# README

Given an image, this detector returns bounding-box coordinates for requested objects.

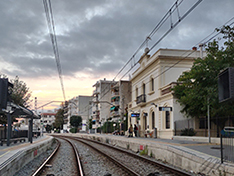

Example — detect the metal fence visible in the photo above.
[221,127,234,163]
[0,129,28,140]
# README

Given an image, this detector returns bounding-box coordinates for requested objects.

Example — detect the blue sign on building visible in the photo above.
[131,113,140,117]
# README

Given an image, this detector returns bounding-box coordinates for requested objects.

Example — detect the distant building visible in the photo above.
[41,112,56,126]
[110,80,131,123]
[92,78,118,130]
[63,95,92,132]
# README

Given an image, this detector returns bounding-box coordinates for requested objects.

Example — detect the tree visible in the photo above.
[10,76,32,108]
[54,108,64,129]
[88,118,92,130]
[45,124,52,133]
[70,115,82,129]
[173,25,234,120]
[0,75,32,124]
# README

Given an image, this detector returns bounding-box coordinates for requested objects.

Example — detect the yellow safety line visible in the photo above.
[0,150,10,158]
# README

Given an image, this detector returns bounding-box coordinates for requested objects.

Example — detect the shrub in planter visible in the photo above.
[70,127,77,133]
[180,128,196,136]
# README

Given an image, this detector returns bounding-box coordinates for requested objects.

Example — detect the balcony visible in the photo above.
[111,92,119,96]
[111,111,120,117]
[92,90,100,96]
[93,110,100,115]
[136,94,146,105]
[93,115,100,120]
[112,101,119,106]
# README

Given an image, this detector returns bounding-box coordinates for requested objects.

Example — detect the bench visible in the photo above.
[0,138,26,146]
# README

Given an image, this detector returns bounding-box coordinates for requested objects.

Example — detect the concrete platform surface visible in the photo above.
[0,135,53,176]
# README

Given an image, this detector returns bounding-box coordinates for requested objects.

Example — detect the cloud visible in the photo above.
[0,0,234,102]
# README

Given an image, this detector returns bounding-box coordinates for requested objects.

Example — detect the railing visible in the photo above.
[0,130,28,140]
[93,90,100,95]
[221,127,234,163]
[136,94,146,104]
[111,92,119,96]
[94,115,100,120]
[111,111,120,116]
[112,101,120,106]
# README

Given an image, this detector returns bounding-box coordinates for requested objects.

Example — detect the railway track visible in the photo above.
[62,136,193,176]
[32,138,84,176]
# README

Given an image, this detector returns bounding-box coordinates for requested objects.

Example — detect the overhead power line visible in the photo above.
[113,0,185,81]
[129,17,234,95]
[43,0,66,101]
[119,0,203,80]
[96,0,203,103]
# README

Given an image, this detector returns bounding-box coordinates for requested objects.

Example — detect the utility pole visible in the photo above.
[200,43,211,143]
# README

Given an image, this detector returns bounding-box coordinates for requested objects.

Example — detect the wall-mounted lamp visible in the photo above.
[151,103,157,107]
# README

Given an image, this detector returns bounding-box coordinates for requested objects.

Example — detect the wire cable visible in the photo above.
[43,0,66,101]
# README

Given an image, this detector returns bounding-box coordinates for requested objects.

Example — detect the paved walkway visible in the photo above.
[0,135,49,164]
[96,134,222,159]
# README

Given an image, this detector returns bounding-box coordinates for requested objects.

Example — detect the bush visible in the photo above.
[180,128,196,136]
[70,128,77,133]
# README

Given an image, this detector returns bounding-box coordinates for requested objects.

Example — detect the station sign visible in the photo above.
[159,107,172,111]
[131,113,140,117]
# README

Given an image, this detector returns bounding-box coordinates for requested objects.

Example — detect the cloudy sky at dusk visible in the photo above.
[0,0,234,110]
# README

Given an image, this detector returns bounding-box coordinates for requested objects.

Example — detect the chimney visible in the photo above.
[199,44,204,59]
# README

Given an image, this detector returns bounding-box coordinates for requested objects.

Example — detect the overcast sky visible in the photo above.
[0,0,234,109]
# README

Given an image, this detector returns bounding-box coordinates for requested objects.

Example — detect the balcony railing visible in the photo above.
[136,94,146,104]
[111,92,119,96]
[112,101,119,106]
[111,111,120,116]
[93,90,100,95]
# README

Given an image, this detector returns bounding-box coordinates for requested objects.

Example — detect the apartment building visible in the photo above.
[128,48,202,139]
[92,78,118,130]
[110,80,131,122]
[41,112,56,128]
[63,95,92,132]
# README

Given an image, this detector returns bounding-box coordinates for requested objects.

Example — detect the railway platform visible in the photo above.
[1,133,234,176]
[0,135,53,176]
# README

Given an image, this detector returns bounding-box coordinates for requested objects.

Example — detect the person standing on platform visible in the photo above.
[128,124,133,137]
[134,124,138,137]
[136,121,140,137]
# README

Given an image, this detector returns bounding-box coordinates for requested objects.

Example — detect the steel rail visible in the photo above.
[65,136,192,176]
[57,137,84,176]
[66,136,140,176]
[31,139,60,176]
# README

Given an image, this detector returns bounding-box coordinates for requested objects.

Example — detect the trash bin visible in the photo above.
[153,128,157,138]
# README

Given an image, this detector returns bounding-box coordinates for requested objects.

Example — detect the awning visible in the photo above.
[110,106,115,110]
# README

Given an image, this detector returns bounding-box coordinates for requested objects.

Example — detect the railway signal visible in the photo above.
[0,78,13,110]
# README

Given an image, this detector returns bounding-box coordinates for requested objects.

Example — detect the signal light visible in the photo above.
[0,78,13,110]
[218,67,234,103]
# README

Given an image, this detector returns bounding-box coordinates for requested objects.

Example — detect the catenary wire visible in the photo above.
[96,0,203,103]
[43,0,66,101]
[85,17,234,116]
